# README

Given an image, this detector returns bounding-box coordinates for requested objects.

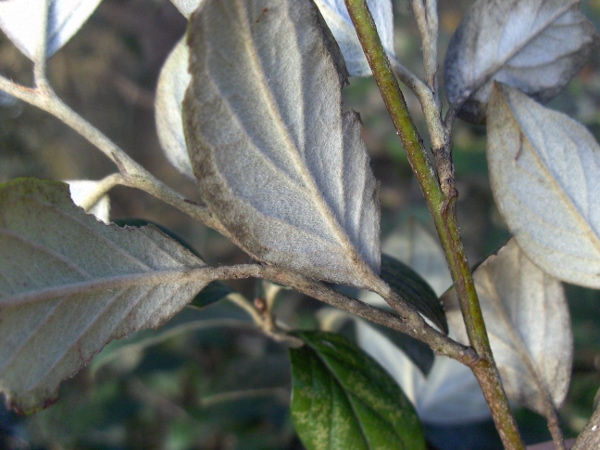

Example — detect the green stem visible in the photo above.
[343,1,524,449]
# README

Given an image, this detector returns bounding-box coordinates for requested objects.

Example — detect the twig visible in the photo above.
[181,263,473,361]
[389,57,446,152]
[32,0,50,92]
[249,266,476,365]
[0,75,227,236]
[572,402,600,450]
[200,387,289,408]
[409,0,439,103]
[78,173,125,212]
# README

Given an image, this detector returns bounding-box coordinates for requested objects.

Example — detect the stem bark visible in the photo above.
[343,1,524,448]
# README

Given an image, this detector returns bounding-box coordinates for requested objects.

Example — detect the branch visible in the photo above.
[343,1,524,448]
[78,173,125,212]
[0,75,228,236]
[572,402,600,450]
[409,0,439,103]
[32,0,50,91]
[250,266,477,364]
[389,57,446,152]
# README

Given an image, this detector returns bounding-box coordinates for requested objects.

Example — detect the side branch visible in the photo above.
[230,265,477,364]
[0,76,226,236]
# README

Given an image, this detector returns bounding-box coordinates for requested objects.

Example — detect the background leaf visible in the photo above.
[380,253,447,333]
[381,218,453,297]
[184,0,380,288]
[314,0,394,77]
[488,83,600,288]
[155,39,194,179]
[317,307,434,376]
[444,0,597,124]
[290,330,426,450]
[442,239,573,416]
[354,318,490,425]
[0,179,211,414]
[66,179,111,223]
[170,0,204,18]
[0,0,103,60]
[350,218,489,424]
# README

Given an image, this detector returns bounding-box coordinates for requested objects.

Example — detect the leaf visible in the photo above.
[66,179,111,223]
[170,0,204,18]
[0,178,212,414]
[189,281,234,309]
[0,0,103,60]
[184,0,380,288]
[155,39,194,179]
[441,239,572,416]
[313,0,394,77]
[444,0,598,124]
[354,319,490,425]
[114,219,233,308]
[383,218,452,297]
[487,83,600,288]
[290,331,426,450]
[381,253,447,333]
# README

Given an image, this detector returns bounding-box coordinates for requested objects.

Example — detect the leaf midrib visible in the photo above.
[0,266,209,308]
[230,0,359,257]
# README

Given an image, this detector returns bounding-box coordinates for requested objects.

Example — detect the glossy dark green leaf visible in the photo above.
[189,282,233,309]
[290,331,425,450]
[381,254,447,333]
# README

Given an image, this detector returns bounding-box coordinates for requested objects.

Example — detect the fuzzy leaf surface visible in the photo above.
[442,239,572,415]
[0,0,103,60]
[290,331,425,450]
[444,0,597,123]
[314,0,394,77]
[184,0,380,287]
[155,38,194,179]
[0,179,211,414]
[488,83,600,288]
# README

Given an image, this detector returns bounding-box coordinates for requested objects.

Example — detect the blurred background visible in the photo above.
[1,0,599,448]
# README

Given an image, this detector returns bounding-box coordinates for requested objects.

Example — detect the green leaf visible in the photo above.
[0,178,212,414]
[381,254,447,334]
[189,281,233,309]
[290,331,425,450]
